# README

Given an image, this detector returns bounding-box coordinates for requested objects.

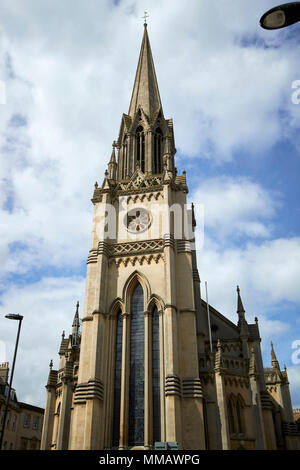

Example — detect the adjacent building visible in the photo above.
[41,24,300,450]
[0,362,44,450]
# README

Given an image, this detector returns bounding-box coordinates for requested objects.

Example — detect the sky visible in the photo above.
[0,0,299,411]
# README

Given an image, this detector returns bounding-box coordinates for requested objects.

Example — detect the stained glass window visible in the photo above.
[228,398,235,434]
[236,399,243,433]
[154,128,163,174]
[136,126,145,173]
[152,306,161,443]
[128,284,144,446]
[112,310,123,447]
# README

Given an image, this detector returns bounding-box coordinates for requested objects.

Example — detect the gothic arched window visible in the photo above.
[128,284,144,446]
[236,395,244,434]
[228,397,235,434]
[154,128,163,174]
[152,306,160,443]
[112,309,123,448]
[228,394,245,436]
[136,126,145,173]
[53,402,61,447]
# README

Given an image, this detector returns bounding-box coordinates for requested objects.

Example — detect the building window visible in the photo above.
[32,416,39,430]
[154,128,163,173]
[128,283,144,447]
[9,443,13,450]
[122,136,128,179]
[236,400,243,434]
[12,414,17,431]
[6,411,10,429]
[227,394,245,436]
[136,126,145,172]
[228,397,235,434]
[152,306,161,443]
[0,410,4,428]
[21,438,27,450]
[23,413,31,428]
[112,309,123,448]
[30,440,37,450]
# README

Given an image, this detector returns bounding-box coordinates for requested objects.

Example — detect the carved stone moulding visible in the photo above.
[87,239,165,264]
[114,253,164,268]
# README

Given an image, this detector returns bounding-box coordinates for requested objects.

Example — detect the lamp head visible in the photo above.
[5,314,23,321]
[260,2,300,30]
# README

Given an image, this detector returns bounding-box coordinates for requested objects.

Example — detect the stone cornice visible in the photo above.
[82,315,93,322]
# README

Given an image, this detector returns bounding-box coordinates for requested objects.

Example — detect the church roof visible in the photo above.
[128,24,162,119]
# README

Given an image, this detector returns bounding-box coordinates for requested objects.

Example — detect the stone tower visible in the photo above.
[67,23,205,450]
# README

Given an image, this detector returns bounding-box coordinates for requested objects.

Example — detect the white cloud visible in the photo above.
[0,276,85,407]
[197,236,300,319]
[193,176,279,240]
[286,366,300,408]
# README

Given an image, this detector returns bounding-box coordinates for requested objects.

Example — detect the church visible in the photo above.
[40,24,300,451]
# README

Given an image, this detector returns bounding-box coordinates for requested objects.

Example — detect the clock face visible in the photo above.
[125,207,151,233]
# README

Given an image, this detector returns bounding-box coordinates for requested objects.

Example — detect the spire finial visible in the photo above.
[236,285,249,336]
[49,359,53,370]
[73,301,80,327]
[142,10,149,25]
[128,15,162,118]
[237,285,245,314]
[271,340,280,370]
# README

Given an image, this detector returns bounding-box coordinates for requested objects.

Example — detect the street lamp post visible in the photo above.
[0,314,23,450]
[260,2,300,30]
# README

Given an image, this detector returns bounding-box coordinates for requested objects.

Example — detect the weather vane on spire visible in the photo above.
[142,10,149,25]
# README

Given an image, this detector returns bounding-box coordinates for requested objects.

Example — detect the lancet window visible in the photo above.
[152,305,161,442]
[136,126,145,172]
[112,309,123,448]
[153,127,163,174]
[122,136,128,179]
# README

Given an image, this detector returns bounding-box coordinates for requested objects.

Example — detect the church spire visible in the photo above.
[271,341,280,370]
[128,24,162,118]
[108,141,117,180]
[72,301,80,347]
[237,285,245,317]
[114,24,175,180]
[236,285,249,337]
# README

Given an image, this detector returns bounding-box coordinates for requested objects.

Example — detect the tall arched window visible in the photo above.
[228,397,235,434]
[53,402,61,447]
[154,128,163,174]
[128,284,144,446]
[112,309,123,448]
[136,126,145,173]
[152,306,160,443]
[227,394,245,436]
[236,396,244,434]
